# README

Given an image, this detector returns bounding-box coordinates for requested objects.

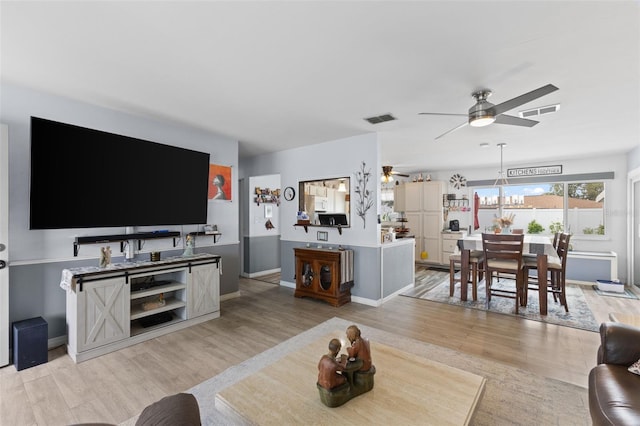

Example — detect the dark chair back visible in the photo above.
[555,232,571,271]
[481,232,525,272]
[481,232,525,313]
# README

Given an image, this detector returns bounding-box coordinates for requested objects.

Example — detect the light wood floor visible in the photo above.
[1,277,639,425]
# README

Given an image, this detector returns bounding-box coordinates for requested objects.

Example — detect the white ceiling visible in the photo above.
[2,1,639,174]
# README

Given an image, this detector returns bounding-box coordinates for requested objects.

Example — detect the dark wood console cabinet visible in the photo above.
[294,248,354,307]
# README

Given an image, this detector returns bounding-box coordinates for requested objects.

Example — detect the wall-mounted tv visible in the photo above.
[29,117,210,229]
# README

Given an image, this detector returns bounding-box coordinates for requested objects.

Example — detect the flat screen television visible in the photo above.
[29,116,211,229]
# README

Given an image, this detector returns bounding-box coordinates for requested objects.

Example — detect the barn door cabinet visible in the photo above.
[294,248,354,307]
[64,253,221,363]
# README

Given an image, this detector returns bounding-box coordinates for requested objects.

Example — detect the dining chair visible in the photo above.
[481,233,525,314]
[449,251,484,301]
[523,232,571,312]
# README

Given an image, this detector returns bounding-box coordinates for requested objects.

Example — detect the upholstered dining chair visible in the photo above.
[523,232,571,312]
[449,251,484,301]
[481,233,525,314]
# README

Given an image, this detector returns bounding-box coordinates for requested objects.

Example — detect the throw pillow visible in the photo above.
[628,358,640,376]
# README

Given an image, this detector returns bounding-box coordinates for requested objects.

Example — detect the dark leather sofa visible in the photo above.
[589,322,640,425]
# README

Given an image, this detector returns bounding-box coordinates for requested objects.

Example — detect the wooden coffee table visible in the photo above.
[216,332,485,425]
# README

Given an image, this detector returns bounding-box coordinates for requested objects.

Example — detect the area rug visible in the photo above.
[592,285,639,300]
[402,276,600,333]
[176,317,588,425]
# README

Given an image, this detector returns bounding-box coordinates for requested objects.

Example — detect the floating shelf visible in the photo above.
[294,224,344,235]
[73,231,181,256]
[188,231,222,244]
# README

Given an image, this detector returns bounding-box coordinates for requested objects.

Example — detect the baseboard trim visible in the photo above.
[245,268,281,278]
[48,335,67,350]
[220,291,241,301]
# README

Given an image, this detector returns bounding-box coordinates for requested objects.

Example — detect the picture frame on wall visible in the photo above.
[208,164,232,201]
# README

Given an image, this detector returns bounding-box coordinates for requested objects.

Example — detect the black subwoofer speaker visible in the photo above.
[13,317,48,371]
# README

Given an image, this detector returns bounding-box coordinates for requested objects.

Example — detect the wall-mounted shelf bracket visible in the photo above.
[188,231,222,244]
[73,231,181,256]
[293,224,343,235]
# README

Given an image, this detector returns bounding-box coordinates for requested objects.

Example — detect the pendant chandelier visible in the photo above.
[494,143,509,187]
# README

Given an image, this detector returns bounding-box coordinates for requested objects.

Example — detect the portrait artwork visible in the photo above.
[208,164,232,201]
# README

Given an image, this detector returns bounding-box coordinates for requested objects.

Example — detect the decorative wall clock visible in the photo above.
[283,186,296,201]
[450,173,467,189]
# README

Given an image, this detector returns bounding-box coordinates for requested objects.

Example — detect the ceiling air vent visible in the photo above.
[518,104,560,119]
[364,113,396,124]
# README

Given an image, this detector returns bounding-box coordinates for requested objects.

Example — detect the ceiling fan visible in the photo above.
[381,166,409,183]
[419,84,559,140]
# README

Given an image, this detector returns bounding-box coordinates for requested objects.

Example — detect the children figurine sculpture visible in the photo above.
[316,324,376,407]
[99,246,112,268]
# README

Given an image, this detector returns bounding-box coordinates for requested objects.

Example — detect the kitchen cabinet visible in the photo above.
[394,181,446,264]
[442,231,467,263]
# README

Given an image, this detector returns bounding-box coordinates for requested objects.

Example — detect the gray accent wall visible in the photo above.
[243,235,281,274]
[280,240,383,301]
[382,242,415,298]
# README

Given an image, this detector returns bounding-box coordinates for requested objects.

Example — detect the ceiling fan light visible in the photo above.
[469,116,496,127]
[381,175,393,183]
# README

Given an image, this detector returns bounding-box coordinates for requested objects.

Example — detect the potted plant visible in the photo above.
[527,219,545,234]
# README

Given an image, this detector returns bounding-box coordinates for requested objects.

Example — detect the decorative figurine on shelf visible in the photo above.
[182,234,194,257]
[99,246,112,268]
[316,325,376,407]
[142,292,166,311]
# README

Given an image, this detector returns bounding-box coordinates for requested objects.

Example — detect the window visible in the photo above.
[473,181,606,237]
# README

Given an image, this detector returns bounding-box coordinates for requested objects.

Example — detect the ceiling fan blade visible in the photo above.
[435,121,468,140]
[391,172,410,177]
[419,112,468,117]
[494,114,539,127]
[490,84,559,116]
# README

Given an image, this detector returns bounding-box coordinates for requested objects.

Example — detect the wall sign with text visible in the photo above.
[507,165,562,177]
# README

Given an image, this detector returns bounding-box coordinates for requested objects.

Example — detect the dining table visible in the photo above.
[457,234,560,315]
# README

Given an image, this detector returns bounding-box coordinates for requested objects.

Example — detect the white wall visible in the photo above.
[1,83,239,263]
[248,174,281,237]
[243,133,381,247]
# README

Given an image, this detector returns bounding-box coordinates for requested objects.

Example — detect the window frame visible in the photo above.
[467,172,612,240]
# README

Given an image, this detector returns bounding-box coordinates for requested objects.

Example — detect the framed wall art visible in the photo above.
[208,164,232,201]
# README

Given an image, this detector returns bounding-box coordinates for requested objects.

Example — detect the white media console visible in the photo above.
[61,253,221,363]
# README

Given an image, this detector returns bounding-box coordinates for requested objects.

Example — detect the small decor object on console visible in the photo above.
[182,234,194,257]
[142,293,166,311]
[99,246,112,268]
